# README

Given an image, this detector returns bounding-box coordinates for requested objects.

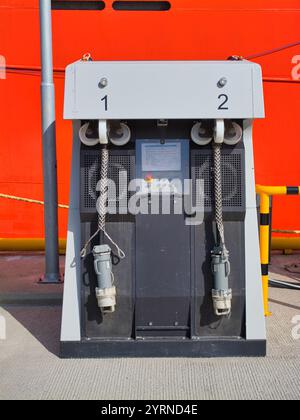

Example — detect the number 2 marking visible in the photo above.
[218,94,229,110]
[101,95,108,111]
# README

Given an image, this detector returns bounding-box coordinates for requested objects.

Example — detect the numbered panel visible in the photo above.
[64,61,264,120]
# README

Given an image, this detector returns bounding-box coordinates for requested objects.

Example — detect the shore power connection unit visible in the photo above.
[61,60,266,358]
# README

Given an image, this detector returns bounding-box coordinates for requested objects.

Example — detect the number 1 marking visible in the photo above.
[101,95,108,111]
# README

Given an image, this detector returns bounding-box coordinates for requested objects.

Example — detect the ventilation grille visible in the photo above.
[192,150,244,210]
[81,150,134,213]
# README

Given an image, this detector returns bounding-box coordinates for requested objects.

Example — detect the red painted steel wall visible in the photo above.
[1,0,300,238]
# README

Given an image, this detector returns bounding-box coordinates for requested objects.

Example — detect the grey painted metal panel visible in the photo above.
[60,122,82,342]
[64,61,265,120]
[243,120,266,341]
[135,139,191,333]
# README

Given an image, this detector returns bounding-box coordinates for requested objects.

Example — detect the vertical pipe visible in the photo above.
[39,0,61,283]
[259,193,271,316]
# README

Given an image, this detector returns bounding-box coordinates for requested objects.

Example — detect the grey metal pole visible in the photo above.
[39,0,61,283]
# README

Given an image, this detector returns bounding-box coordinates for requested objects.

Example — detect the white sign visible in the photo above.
[142,143,181,172]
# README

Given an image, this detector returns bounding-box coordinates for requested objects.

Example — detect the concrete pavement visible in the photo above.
[0,253,299,400]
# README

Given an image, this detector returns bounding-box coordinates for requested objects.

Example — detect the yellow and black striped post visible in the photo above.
[259,192,271,316]
[256,185,300,316]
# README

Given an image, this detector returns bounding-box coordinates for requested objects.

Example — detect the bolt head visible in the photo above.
[218,77,227,88]
[99,78,108,88]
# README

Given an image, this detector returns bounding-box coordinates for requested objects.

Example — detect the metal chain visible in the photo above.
[213,143,229,258]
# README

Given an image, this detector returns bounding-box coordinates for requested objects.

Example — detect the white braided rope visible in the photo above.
[81,145,125,260]
[213,143,229,259]
[98,147,109,231]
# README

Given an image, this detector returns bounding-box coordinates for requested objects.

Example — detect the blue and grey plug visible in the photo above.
[211,248,232,316]
[93,244,116,313]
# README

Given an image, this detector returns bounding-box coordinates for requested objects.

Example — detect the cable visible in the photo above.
[213,142,229,260]
[211,140,232,317]
[98,145,109,233]
[0,193,68,209]
[273,229,300,235]
[263,77,300,84]
[228,40,300,84]
[5,65,65,78]
[6,65,65,73]
[80,144,125,260]
[245,40,300,60]
[269,278,300,290]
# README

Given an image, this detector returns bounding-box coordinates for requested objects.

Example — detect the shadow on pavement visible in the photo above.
[3,304,62,357]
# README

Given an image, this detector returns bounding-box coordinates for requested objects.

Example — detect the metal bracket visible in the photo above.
[39,273,64,284]
[157,119,168,127]
[214,119,225,144]
[98,120,109,144]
